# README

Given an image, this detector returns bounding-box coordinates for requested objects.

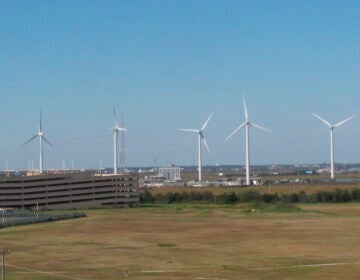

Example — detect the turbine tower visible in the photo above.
[112,107,126,175]
[225,97,272,186]
[180,113,213,182]
[23,111,53,174]
[312,113,355,180]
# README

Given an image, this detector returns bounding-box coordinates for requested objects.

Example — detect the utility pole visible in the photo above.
[0,250,10,280]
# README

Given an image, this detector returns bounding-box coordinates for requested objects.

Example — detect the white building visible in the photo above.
[158,167,181,181]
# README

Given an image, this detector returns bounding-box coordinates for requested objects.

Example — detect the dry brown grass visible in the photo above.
[148,183,360,196]
[0,203,360,279]
[181,171,360,181]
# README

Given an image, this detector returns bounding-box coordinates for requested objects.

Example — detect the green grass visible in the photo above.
[242,201,302,213]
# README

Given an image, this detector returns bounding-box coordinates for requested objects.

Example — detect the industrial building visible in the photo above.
[158,167,181,181]
[0,173,138,210]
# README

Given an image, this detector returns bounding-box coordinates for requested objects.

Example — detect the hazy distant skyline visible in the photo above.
[0,1,359,169]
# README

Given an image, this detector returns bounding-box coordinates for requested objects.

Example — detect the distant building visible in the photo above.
[158,167,181,181]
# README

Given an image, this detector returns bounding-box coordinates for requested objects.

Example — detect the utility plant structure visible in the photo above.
[180,113,213,182]
[112,107,126,175]
[312,113,355,180]
[225,97,272,186]
[23,112,53,174]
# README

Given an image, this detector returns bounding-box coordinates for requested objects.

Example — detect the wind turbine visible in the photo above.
[312,113,355,180]
[23,111,53,174]
[180,113,213,182]
[225,97,272,186]
[112,107,126,175]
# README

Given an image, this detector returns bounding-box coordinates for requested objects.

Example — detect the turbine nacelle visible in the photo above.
[112,127,126,132]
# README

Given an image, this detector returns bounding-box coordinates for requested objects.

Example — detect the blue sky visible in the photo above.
[0,0,359,169]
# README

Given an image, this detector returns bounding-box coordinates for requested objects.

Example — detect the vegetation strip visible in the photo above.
[140,188,360,204]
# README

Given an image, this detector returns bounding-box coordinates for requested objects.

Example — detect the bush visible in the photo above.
[239,190,261,203]
[167,192,182,203]
[202,191,215,202]
[140,190,155,203]
[216,192,238,204]
[261,193,279,203]
[352,189,360,201]
[332,189,351,203]
[298,191,308,203]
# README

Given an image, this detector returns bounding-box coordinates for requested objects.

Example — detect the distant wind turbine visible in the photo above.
[112,107,126,175]
[312,113,355,180]
[180,113,213,182]
[23,111,53,174]
[225,97,272,186]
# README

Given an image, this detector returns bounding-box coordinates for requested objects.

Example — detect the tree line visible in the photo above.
[140,188,360,204]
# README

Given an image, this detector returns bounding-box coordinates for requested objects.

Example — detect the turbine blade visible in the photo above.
[243,95,249,121]
[334,116,355,128]
[39,110,42,132]
[179,129,199,133]
[113,106,119,128]
[250,122,273,133]
[42,136,53,147]
[117,127,127,131]
[23,135,38,146]
[225,122,246,141]
[201,113,213,131]
[312,113,331,127]
[202,136,211,153]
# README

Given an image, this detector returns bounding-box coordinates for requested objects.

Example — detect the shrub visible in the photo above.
[238,190,261,202]
[216,192,238,204]
[298,191,308,203]
[351,188,360,201]
[261,193,279,203]
[140,190,155,203]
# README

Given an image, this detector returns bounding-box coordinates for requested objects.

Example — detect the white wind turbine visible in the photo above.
[312,113,355,180]
[225,97,272,186]
[112,107,126,175]
[23,111,53,174]
[180,113,213,182]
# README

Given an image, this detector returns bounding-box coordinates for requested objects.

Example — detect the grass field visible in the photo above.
[0,202,360,280]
